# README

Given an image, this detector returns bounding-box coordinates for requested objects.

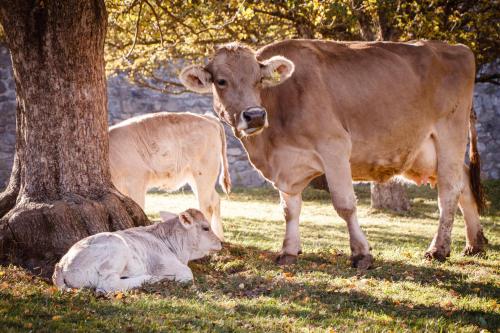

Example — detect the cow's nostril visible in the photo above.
[243,112,252,122]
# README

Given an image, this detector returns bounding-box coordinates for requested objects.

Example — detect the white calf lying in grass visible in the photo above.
[52,209,221,292]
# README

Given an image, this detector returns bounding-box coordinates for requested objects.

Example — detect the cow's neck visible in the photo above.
[149,223,190,263]
[237,118,278,182]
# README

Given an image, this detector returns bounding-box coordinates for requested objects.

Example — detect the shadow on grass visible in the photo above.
[186,243,499,330]
[1,238,498,332]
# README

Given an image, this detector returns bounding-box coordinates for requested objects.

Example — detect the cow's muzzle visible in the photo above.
[238,107,268,136]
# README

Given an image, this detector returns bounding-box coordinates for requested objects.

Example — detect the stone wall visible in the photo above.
[0,46,16,189]
[1,44,499,190]
[474,83,500,179]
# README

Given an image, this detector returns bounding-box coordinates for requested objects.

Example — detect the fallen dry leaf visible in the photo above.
[46,286,58,295]
[440,300,454,310]
[52,315,63,321]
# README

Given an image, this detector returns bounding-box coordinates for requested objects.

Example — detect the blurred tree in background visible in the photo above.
[105,0,499,92]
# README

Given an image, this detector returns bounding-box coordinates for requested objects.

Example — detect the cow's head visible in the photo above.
[180,43,295,136]
[161,209,222,261]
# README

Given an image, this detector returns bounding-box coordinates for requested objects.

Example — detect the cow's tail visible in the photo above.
[217,121,231,194]
[468,107,486,215]
[52,263,67,290]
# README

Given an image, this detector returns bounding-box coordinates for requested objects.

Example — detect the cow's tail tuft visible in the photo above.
[468,107,486,215]
[218,122,232,194]
[52,263,67,289]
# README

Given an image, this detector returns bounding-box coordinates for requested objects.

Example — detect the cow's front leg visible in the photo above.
[276,191,302,265]
[324,159,373,269]
[156,257,194,283]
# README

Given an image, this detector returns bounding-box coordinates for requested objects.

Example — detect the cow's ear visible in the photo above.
[260,56,295,87]
[178,211,195,229]
[159,211,177,222]
[179,65,212,93]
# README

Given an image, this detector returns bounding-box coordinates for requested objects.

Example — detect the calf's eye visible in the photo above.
[202,226,210,231]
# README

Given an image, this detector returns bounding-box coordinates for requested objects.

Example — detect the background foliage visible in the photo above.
[105,0,500,93]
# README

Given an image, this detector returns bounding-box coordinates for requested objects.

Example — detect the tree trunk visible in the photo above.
[351,0,380,41]
[370,181,410,212]
[310,175,329,192]
[0,0,149,276]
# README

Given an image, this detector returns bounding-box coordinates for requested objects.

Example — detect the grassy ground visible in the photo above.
[1,182,499,332]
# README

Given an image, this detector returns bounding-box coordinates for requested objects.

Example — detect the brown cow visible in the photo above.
[180,40,487,268]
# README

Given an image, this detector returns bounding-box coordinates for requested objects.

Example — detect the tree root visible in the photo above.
[0,189,149,277]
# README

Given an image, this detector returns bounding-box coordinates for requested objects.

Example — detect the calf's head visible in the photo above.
[180,43,295,137]
[161,209,222,261]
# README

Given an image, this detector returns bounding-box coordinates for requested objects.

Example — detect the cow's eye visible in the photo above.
[202,226,210,231]
[216,79,227,88]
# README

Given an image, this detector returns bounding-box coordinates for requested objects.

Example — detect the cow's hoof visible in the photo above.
[464,230,488,256]
[275,253,298,265]
[424,249,449,262]
[350,254,374,270]
[463,245,486,256]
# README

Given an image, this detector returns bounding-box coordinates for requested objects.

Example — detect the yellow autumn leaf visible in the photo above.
[47,286,58,295]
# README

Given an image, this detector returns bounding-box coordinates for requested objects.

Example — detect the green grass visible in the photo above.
[1,183,499,332]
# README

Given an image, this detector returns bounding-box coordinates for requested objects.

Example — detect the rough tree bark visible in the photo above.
[0,0,149,276]
[370,181,410,212]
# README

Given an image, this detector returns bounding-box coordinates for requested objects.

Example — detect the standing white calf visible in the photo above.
[52,209,221,292]
[109,112,231,241]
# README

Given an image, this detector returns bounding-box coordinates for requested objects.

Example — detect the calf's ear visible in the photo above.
[159,211,177,222]
[260,56,295,87]
[179,65,212,93]
[178,211,195,229]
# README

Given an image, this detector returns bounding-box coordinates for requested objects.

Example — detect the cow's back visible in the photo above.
[109,112,222,190]
[257,39,474,127]
[254,40,474,180]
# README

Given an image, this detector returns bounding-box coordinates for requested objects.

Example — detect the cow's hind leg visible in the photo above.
[120,176,147,209]
[189,174,224,241]
[425,121,468,261]
[276,191,302,265]
[459,165,488,255]
[97,273,153,293]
